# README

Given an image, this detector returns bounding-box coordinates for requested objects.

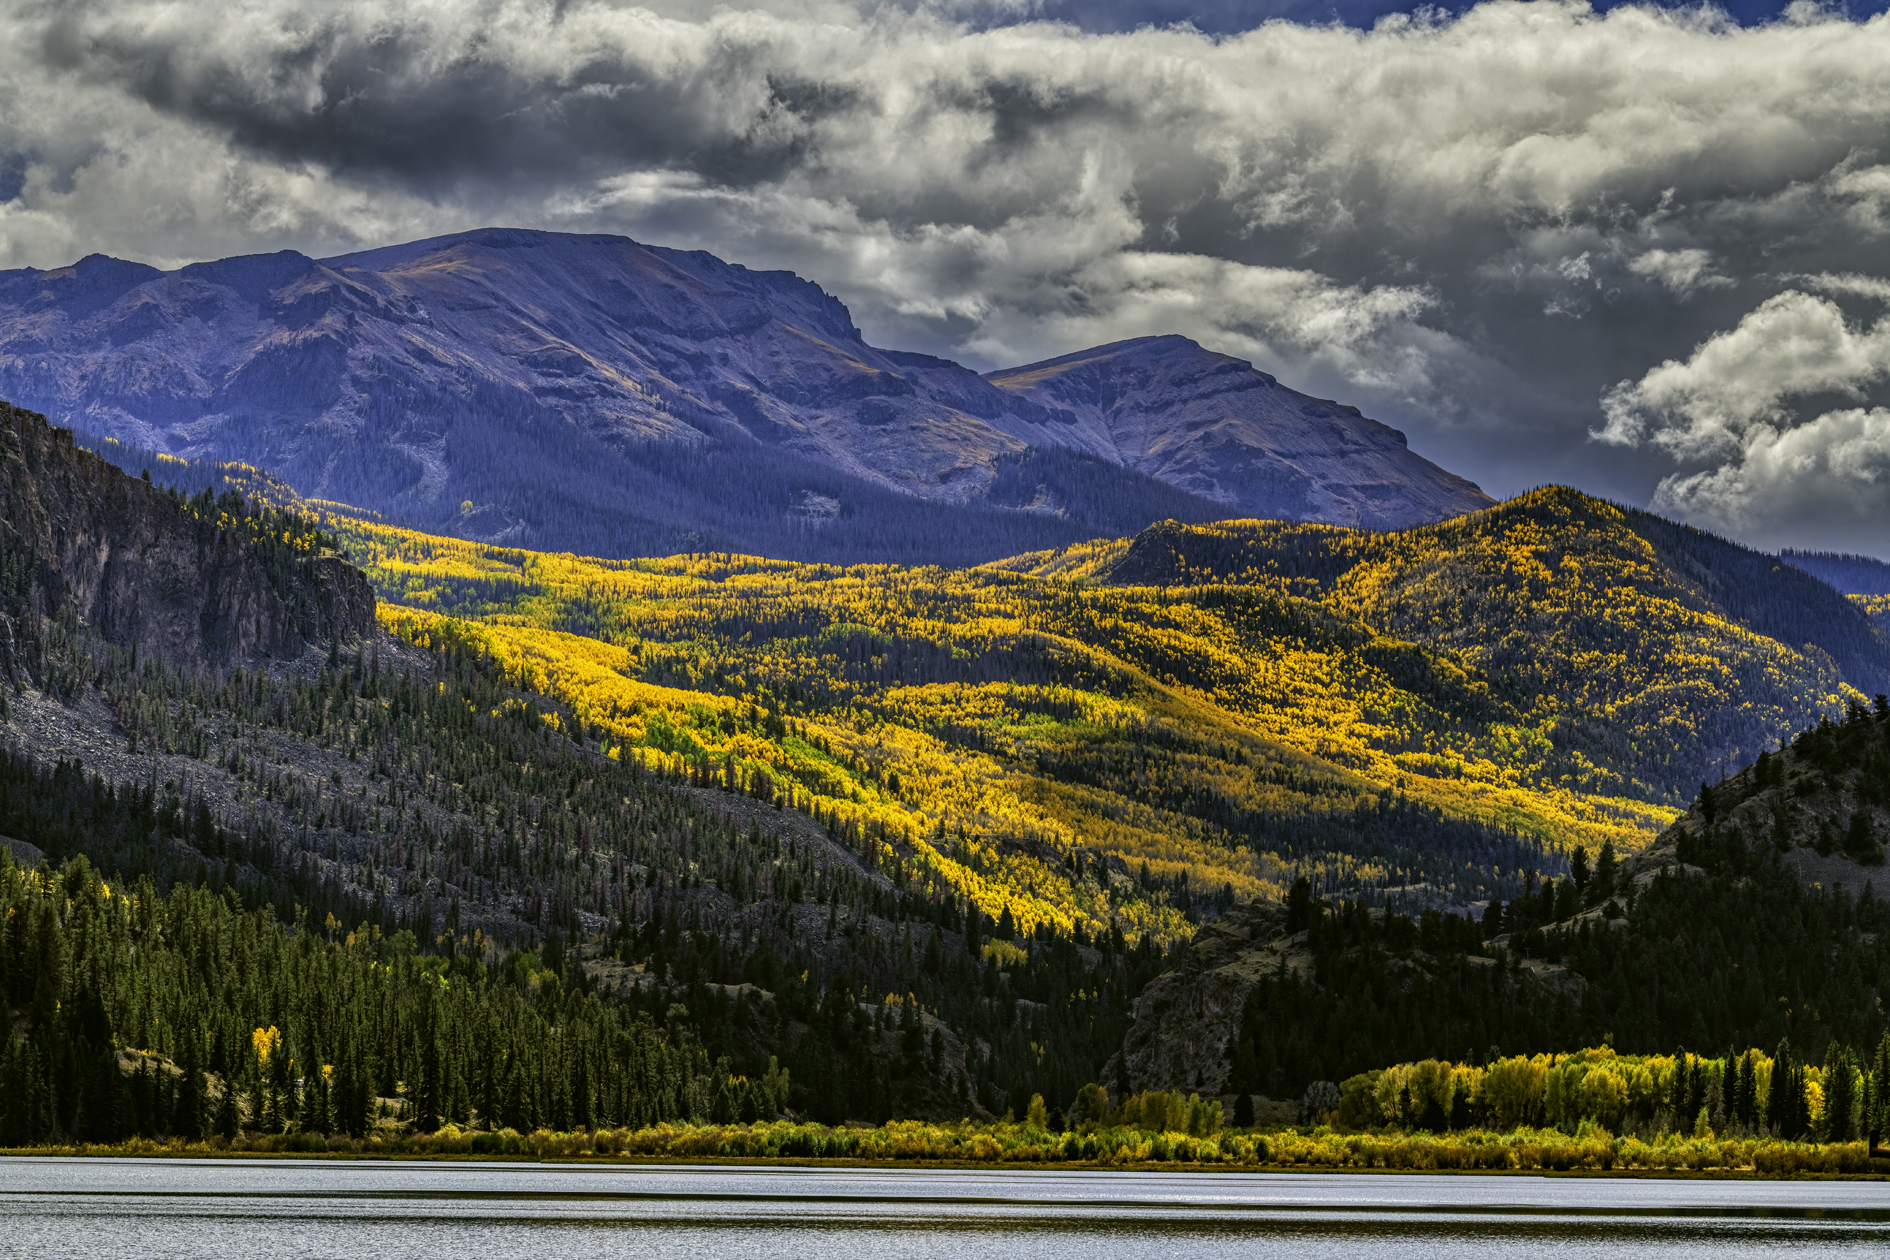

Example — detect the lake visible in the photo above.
[1,1158,1886,1258]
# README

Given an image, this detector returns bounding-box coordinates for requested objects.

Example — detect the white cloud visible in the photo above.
[1798,272,1890,303]
[1595,291,1890,455]
[1653,407,1890,540]
[1628,248,1731,296]
[8,1,1890,532]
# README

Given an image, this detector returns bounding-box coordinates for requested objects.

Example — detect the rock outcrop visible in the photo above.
[1104,896,1572,1097]
[1104,899,1291,1096]
[0,400,374,679]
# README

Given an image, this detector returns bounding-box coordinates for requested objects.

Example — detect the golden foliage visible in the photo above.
[295,489,1865,940]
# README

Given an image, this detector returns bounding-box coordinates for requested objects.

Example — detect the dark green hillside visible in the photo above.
[0,637,1170,1141]
[1116,702,1890,1106]
[1782,548,1890,596]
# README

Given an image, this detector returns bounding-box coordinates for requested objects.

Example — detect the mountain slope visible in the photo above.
[71,438,1595,930]
[986,336,1490,529]
[1784,549,1890,596]
[1030,487,1890,802]
[1107,705,1890,1102]
[104,455,1882,905]
[9,406,1885,1138]
[0,416,1166,1128]
[0,230,1484,562]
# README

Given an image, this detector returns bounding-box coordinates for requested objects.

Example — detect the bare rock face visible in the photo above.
[0,400,374,680]
[1104,899,1286,1096]
[1106,896,1567,1097]
[985,336,1492,530]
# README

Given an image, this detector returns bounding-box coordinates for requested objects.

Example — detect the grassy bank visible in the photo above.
[6,1119,1887,1177]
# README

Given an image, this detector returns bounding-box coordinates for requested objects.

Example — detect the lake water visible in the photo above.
[1,1158,1887,1258]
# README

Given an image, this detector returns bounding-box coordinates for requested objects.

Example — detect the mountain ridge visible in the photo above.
[1008,486,1890,804]
[0,228,1489,563]
[986,335,1487,529]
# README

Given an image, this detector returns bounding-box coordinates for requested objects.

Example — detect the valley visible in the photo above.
[0,392,1886,1154]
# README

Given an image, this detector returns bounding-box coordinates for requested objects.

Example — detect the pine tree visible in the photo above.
[1593,840,1618,901]
[173,1030,205,1141]
[1870,1034,1890,1150]
[1821,1042,1858,1143]
[215,1075,240,1140]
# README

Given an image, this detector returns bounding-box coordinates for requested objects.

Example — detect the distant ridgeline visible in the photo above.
[71,422,1232,571]
[1781,548,1890,640]
[1781,548,1890,596]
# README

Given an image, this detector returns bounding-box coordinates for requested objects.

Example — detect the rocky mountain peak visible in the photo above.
[985,335,1489,529]
[0,229,1492,561]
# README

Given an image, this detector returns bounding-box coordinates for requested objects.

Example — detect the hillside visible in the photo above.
[0,407,1175,1134]
[1783,549,1890,596]
[335,522,1693,920]
[99,436,1585,927]
[6,404,1889,1145]
[1108,701,1890,1104]
[104,455,1890,924]
[0,230,1487,564]
[1020,488,1889,803]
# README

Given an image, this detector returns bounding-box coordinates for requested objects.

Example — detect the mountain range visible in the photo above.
[0,228,1489,564]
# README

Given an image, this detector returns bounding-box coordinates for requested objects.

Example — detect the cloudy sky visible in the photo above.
[5,0,1890,551]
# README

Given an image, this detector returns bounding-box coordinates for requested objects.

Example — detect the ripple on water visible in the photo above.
[3,1158,1886,1260]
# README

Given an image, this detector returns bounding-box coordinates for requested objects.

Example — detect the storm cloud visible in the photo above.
[5,0,1890,549]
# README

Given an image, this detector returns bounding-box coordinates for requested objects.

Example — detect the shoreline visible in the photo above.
[5,1143,1887,1181]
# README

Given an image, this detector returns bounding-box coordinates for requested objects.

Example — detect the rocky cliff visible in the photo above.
[0,400,374,680]
[1103,899,1293,1097]
[1103,895,1579,1099]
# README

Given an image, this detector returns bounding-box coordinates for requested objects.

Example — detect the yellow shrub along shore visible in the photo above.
[7,1119,1882,1177]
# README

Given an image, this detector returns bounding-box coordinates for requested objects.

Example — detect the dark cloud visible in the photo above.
[6,0,1890,550]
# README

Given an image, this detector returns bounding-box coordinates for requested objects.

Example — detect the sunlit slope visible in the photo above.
[311,513,1690,938]
[1851,593,1890,637]
[1063,487,1882,805]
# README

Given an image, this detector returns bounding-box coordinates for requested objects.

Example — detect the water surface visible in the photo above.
[2,1157,1886,1258]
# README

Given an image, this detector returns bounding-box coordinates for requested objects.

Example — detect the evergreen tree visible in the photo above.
[1870,1034,1890,1149]
[1821,1042,1858,1143]
[173,1030,205,1141]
